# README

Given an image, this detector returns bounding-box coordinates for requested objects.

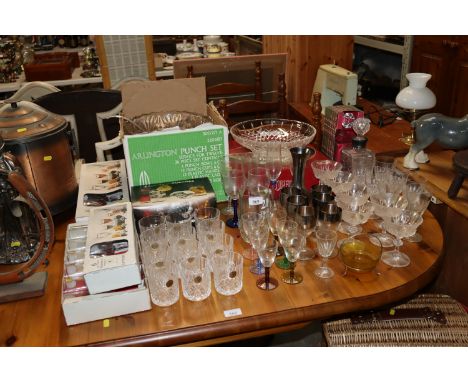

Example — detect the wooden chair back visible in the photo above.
[217,73,288,126]
[186,61,262,101]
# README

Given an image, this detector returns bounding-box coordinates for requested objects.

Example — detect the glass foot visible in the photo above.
[275,256,291,269]
[381,250,411,268]
[298,248,316,261]
[405,233,422,243]
[370,233,395,248]
[256,276,279,290]
[281,271,303,284]
[226,218,238,228]
[314,266,334,279]
[338,223,362,236]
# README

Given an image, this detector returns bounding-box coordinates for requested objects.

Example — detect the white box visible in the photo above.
[62,223,151,326]
[62,279,151,326]
[83,202,141,294]
[75,160,130,223]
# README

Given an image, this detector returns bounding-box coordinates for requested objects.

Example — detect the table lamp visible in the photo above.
[395,73,436,145]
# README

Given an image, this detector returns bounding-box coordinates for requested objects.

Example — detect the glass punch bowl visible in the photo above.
[230,119,317,163]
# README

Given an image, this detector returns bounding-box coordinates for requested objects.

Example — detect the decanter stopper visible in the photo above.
[352,118,371,137]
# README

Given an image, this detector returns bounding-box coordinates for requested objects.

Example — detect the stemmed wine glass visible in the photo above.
[314,228,337,279]
[278,220,306,284]
[219,158,246,228]
[256,235,279,290]
[382,210,423,267]
[265,144,283,200]
[404,180,431,242]
[241,211,267,274]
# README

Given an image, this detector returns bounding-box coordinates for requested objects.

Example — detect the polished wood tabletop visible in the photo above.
[395,150,468,219]
[0,205,443,347]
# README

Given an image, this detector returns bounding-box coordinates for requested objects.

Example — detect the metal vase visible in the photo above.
[290,147,314,192]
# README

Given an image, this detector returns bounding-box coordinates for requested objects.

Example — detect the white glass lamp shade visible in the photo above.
[396,73,436,110]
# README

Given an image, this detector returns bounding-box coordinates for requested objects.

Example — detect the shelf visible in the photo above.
[354,36,405,55]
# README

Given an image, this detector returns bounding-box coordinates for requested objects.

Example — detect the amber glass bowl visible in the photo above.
[339,233,382,273]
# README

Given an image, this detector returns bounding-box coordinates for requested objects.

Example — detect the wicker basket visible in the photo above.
[323,294,468,346]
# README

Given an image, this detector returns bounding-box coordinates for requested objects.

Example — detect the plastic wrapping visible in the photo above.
[120,111,213,135]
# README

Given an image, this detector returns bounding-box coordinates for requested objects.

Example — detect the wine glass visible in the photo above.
[241,212,267,274]
[314,228,337,279]
[265,144,283,199]
[220,166,245,228]
[370,192,408,247]
[278,220,306,284]
[404,180,431,242]
[256,235,279,291]
[336,201,373,237]
[295,205,317,260]
[274,216,292,269]
[382,210,423,268]
[311,160,342,186]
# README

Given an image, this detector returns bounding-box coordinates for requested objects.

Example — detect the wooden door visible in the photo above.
[411,36,455,115]
[411,35,468,117]
[449,36,468,117]
[262,36,353,103]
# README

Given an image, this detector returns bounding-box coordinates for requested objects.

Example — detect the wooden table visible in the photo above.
[395,150,468,306]
[0,207,443,347]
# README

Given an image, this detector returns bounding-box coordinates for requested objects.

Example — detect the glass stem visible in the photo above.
[265,267,270,289]
[232,198,239,225]
[289,261,295,282]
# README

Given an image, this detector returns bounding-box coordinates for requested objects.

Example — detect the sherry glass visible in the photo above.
[311,160,342,186]
[382,210,423,268]
[256,235,279,290]
[278,220,306,284]
[404,180,431,242]
[314,228,337,279]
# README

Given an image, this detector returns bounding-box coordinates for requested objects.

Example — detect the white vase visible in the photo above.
[396,73,436,110]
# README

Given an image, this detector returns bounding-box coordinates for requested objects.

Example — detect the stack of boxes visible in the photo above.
[321,105,364,162]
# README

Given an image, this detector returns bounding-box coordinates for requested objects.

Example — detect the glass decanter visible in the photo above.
[341,118,375,183]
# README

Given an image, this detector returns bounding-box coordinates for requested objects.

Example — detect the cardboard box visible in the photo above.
[62,223,151,326]
[131,177,216,222]
[75,160,130,223]
[83,202,141,294]
[321,105,363,160]
[121,77,227,126]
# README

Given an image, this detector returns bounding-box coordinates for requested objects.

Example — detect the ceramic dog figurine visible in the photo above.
[403,113,468,169]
